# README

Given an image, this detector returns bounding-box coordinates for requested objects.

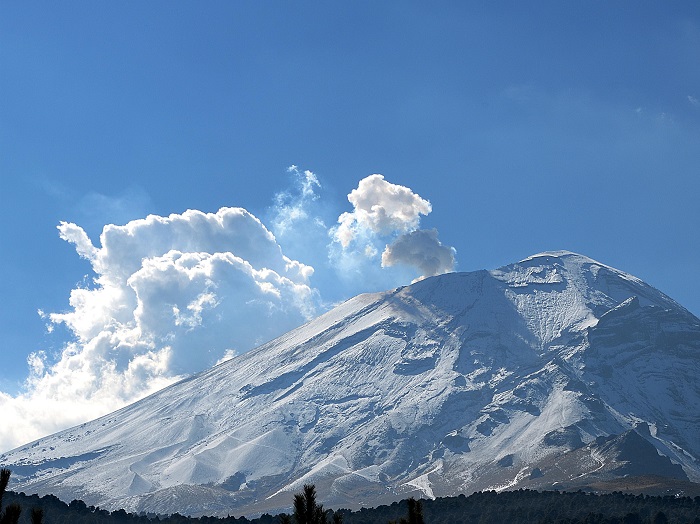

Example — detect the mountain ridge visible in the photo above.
[2,251,699,517]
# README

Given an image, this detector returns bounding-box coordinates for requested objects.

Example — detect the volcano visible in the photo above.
[2,251,699,517]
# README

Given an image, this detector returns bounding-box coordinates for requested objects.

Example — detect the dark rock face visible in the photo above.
[543,426,585,450]
[596,430,688,481]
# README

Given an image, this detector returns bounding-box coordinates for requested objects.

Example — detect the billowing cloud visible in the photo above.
[333,174,431,248]
[0,206,318,451]
[330,174,455,282]
[382,229,456,278]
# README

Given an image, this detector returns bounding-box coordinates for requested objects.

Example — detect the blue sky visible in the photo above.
[1,2,699,451]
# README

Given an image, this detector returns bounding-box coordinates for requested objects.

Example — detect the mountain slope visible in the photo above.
[2,251,699,516]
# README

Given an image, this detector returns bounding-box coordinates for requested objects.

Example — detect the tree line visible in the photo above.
[2,468,700,523]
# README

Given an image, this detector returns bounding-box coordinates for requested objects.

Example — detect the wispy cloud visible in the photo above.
[272,166,322,235]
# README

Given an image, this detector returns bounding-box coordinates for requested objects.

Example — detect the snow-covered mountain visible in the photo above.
[2,251,699,517]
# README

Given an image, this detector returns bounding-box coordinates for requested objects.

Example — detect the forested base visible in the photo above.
[3,489,700,524]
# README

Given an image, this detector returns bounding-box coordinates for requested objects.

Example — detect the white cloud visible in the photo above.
[330,174,456,283]
[0,206,318,451]
[688,95,699,108]
[332,174,431,248]
[382,229,456,279]
[215,349,237,366]
[267,167,336,301]
[272,166,322,235]
[58,221,98,261]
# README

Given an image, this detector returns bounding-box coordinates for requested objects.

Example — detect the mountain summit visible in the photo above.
[2,252,699,516]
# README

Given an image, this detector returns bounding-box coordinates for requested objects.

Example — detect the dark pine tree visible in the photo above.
[652,511,669,524]
[293,484,328,524]
[389,497,425,524]
[0,469,21,524]
[30,508,44,524]
[0,470,8,512]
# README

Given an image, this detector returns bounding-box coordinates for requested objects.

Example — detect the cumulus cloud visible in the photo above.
[0,206,318,451]
[382,229,456,278]
[330,174,455,281]
[333,174,431,248]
